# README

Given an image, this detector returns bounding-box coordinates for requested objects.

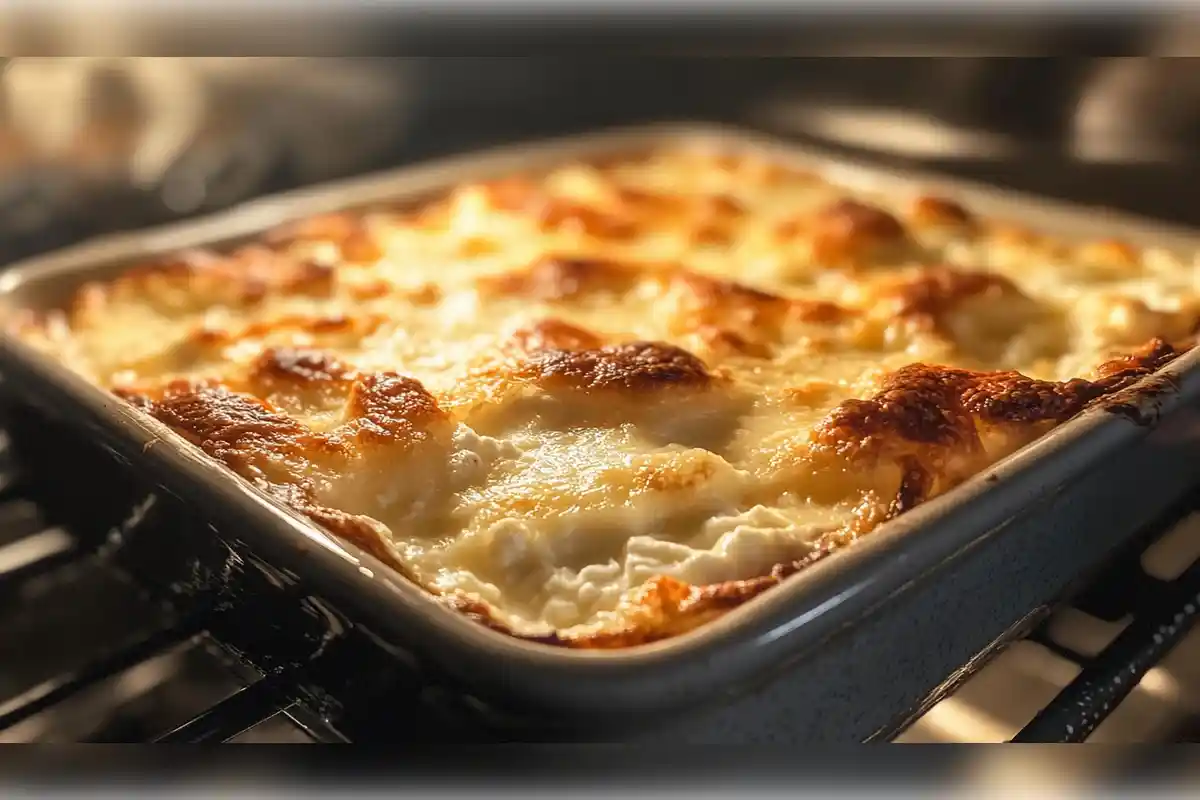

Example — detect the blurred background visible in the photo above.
[0,22,1198,265]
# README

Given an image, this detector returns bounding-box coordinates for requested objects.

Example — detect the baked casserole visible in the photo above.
[12,144,1200,648]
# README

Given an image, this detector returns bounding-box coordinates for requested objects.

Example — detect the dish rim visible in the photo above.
[2,121,1198,715]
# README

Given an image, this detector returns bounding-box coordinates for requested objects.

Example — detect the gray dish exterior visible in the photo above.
[2,123,1200,742]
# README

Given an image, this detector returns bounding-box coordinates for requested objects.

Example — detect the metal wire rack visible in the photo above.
[1,426,1198,744]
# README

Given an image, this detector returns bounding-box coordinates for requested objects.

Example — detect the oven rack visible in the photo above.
[1,428,1198,744]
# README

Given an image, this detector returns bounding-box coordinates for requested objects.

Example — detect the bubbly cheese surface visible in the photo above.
[13,143,1200,647]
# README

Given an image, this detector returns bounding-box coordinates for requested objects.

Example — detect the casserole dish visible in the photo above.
[4,124,1200,741]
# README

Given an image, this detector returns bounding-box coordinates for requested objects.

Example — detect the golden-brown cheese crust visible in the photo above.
[660,270,851,360]
[522,341,714,394]
[507,318,606,354]
[250,346,353,384]
[114,246,337,311]
[266,212,385,264]
[806,199,912,267]
[494,181,641,241]
[479,255,642,301]
[909,195,975,229]
[145,386,325,485]
[12,143,1198,649]
[127,371,457,574]
[336,372,452,449]
[870,265,1026,333]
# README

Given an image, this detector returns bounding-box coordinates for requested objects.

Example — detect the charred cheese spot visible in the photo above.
[806,366,1002,516]
[807,339,1186,521]
[332,372,452,450]
[523,341,713,394]
[1091,337,1181,382]
[144,386,329,493]
[956,372,1093,426]
[467,343,743,452]
[888,456,934,519]
[812,364,984,464]
[249,347,354,386]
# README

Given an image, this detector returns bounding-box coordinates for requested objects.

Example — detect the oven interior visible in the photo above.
[2,46,1200,743]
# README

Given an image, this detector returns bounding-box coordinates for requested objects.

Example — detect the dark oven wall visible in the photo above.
[0,50,1198,266]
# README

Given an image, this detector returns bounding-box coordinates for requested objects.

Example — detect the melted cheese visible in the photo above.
[12,144,1199,646]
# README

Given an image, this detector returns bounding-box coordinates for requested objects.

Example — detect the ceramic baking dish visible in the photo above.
[3,124,1200,742]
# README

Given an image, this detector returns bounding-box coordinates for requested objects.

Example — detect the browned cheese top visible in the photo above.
[14,144,1199,647]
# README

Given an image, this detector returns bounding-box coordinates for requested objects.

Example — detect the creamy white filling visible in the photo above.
[415,502,845,637]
